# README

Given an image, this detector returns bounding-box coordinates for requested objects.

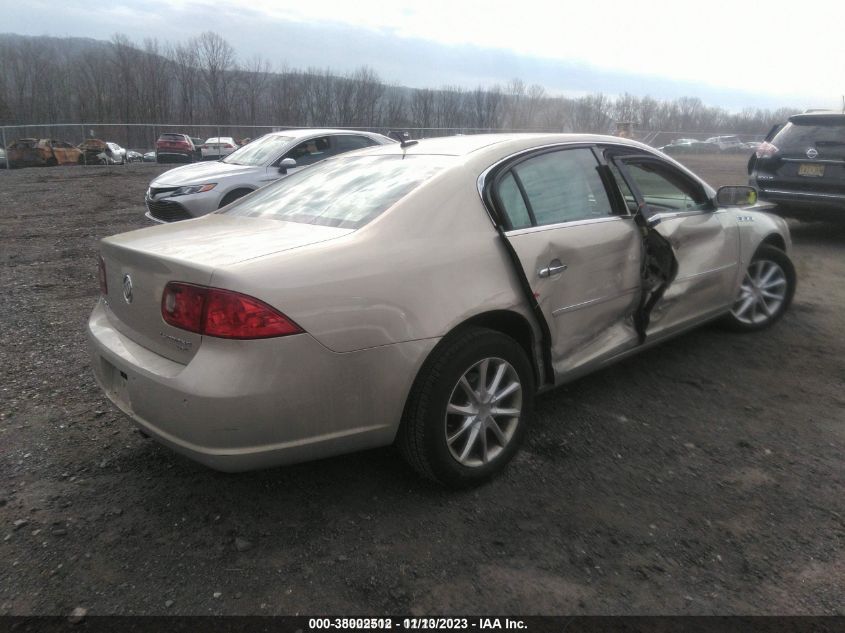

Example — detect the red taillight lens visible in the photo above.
[98,255,108,296]
[161,282,303,339]
[204,288,302,338]
[161,283,207,333]
[756,141,779,159]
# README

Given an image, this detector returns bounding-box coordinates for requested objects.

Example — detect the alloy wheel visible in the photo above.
[445,357,522,467]
[731,259,788,325]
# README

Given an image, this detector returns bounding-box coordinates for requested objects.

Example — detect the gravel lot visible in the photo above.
[0,154,843,616]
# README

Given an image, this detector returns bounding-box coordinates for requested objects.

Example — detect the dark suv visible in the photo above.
[749,112,845,220]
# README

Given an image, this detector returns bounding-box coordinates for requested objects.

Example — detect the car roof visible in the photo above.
[361,133,656,161]
[788,112,845,124]
[264,128,391,141]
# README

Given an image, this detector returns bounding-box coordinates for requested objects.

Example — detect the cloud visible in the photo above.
[3,0,843,109]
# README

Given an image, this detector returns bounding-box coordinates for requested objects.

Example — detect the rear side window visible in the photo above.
[335,135,377,152]
[497,172,532,229]
[772,120,845,154]
[220,155,451,229]
[496,148,614,228]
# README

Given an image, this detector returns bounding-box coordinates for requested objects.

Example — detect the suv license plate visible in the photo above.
[798,163,825,177]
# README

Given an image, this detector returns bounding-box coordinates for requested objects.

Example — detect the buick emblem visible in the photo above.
[122,274,134,304]
[806,148,818,159]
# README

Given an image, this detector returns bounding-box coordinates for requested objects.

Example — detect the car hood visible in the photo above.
[151,161,265,186]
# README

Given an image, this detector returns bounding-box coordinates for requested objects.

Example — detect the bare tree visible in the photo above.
[350,66,383,127]
[410,88,435,130]
[167,43,199,124]
[238,55,271,125]
[0,32,801,143]
[194,31,236,123]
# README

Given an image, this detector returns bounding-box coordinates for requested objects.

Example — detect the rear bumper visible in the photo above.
[756,186,845,219]
[156,151,192,162]
[87,299,436,471]
[758,187,845,206]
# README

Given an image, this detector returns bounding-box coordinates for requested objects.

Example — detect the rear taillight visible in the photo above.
[161,282,303,339]
[756,141,779,159]
[224,143,234,148]
[161,283,206,333]
[98,256,108,296]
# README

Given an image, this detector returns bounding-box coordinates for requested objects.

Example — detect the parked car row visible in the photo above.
[3,137,148,168]
[659,135,760,155]
[1,133,252,168]
[154,134,248,163]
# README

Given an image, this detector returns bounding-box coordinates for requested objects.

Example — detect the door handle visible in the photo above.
[538,260,567,278]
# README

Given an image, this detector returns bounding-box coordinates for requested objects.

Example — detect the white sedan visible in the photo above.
[145,129,394,222]
[199,137,238,160]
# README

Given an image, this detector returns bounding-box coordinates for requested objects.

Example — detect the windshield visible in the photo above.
[220,155,451,229]
[221,134,293,166]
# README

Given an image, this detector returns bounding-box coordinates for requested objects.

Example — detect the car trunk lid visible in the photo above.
[99,216,353,363]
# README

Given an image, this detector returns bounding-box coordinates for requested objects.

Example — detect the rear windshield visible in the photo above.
[158,134,186,141]
[220,155,451,229]
[773,120,845,153]
[222,134,292,166]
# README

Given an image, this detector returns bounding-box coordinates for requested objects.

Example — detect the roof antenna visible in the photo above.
[388,130,418,149]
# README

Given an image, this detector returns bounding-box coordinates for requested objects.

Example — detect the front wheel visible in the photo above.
[722,244,795,332]
[397,327,535,487]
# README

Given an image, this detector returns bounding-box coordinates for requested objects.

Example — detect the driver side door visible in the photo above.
[266,135,333,183]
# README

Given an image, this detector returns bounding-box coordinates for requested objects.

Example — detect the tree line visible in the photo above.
[0,32,798,139]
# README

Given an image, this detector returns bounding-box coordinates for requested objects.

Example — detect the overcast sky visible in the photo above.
[4,0,844,111]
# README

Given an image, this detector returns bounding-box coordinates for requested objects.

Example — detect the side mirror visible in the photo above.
[716,185,758,208]
[278,157,297,174]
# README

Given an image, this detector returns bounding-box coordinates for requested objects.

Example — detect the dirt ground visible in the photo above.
[0,154,843,616]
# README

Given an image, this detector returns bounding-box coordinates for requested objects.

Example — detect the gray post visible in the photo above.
[1,126,8,170]
[81,123,86,166]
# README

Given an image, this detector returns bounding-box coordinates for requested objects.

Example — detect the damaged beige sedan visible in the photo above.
[88,134,795,486]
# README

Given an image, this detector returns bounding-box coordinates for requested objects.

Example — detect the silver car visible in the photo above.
[89,134,796,486]
[144,129,394,222]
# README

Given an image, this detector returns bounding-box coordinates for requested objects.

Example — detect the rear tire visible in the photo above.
[397,327,535,487]
[721,244,795,332]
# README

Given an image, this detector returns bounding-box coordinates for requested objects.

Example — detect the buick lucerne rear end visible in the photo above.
[89,152,452,473]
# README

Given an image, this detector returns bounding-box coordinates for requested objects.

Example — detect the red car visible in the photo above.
[155,133,196,163]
